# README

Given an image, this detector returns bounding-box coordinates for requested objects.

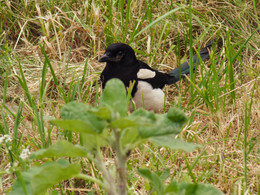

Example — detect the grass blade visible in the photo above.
[188,0,194,96]
[40,60,48,103]
[15,58,46,148]
[12,101,23,147]
[133,7,183,39]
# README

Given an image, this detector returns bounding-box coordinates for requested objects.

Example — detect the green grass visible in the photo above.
[0,0,259,194]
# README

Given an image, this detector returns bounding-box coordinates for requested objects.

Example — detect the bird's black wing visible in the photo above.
[137,60,172,89]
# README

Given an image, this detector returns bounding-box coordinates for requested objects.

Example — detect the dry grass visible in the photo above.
[0,0,259,194]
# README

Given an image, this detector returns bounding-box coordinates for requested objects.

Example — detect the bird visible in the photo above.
[98,42,212,112]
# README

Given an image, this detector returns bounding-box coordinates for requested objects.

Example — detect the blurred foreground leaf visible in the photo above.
[139,169,224,195]
[59,102,107,133]
[138,169,164,195]
[165,180,224,195]
[100,79,128,117]
[30,140,87,159]
[149,136,199,153]
[10,159,80,195]
[130,108,187,138]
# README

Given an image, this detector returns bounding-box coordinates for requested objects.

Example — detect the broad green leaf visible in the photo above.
[129,108,187,138]
[138,168,164,195]
[157,169,170,182]
[110,118,138,129]
[131,108,156,121]
[51,120,97,134]
[165,180,224,195]
[167,107,188,124]
[149,136,199,152]
[93,107,111,120]
[100,79,128,117]
[81,132,109,151]
[120,127,142,150]
[137,114,183,138]
[10,159,81,195]
[30,140,87,159]
[59,102,107,133]
[60,102,90,119]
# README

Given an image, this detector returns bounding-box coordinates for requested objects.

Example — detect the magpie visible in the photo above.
[99,42,211,112]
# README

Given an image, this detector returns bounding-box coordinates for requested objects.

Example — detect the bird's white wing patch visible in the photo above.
[131,81,164,112]
[137,69,156,79]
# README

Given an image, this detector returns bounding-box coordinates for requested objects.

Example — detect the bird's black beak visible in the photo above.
[98,53,110,62]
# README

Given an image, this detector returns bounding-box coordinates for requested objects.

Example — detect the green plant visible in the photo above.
[1,0,259,194]
[10,79,223,195]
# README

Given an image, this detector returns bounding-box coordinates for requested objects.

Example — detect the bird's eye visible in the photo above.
[117,51,123,56]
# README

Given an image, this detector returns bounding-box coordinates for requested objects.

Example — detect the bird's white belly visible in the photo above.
[131,81,164,112]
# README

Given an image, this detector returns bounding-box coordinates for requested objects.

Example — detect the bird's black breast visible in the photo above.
[100,63,139,96]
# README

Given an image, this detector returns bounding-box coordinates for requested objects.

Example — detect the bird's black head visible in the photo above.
[98,43,136,64]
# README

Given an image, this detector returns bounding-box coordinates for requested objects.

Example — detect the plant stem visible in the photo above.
[95,147,117,195]
[76,173,108,191]
[114,129,127,195]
